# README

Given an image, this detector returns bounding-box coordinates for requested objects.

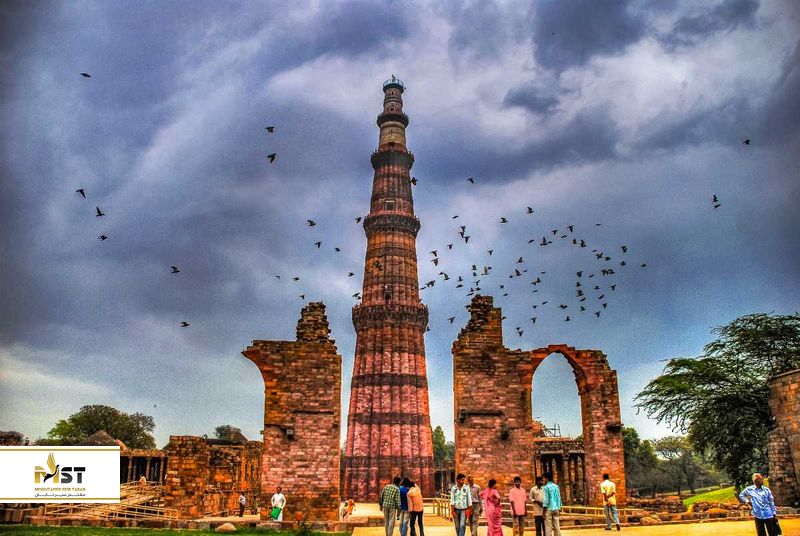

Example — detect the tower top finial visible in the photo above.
[383,75,405,92]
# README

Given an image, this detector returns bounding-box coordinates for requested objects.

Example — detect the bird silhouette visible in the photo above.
[265,126,275,133]
[500,217,508,224]
[171,266,180,273]
[180,321,190,327]
[430,250,438,257]
[526,206,534,214]
[488,250,493,255]
[447,244,453,249]
[95,206,104,217]
[621,245,627,253]
[314,241,322,248]
[98,234,107,241]
[467,177,475,183]
[292,276,300,281]
[267,153,277,162]
[410,177,418,185]
[348,272,355,277]
[448,317,455,324]
[564,316,571,322]
[355,217,362,223]
[80,73,91,78]
[76,188,86,198]
[307,219,316,226]
[299,294,306,300]
[43,453,59,483]
[743,139,751,145]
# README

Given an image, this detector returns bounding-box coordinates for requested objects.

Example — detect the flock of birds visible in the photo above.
[74,72,751,334]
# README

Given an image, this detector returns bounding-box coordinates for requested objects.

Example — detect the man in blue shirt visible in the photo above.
[738,473,780,536]
[399,478,411,536]
[541,472,562,536]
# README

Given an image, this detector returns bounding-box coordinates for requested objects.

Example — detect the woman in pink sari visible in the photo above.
[480,479,503,536]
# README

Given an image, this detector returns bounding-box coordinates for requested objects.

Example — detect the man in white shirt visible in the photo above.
[238,493,246,517]
[600,474,620,531]
[271,487,286,521]
[529,476,545,536]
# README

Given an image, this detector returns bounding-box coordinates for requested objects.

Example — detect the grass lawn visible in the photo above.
[682,486,738,507]
[0,527,346,536]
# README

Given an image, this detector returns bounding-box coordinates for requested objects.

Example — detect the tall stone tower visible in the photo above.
[343,76,435,500]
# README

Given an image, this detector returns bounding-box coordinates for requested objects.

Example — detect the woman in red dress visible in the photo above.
[480,479,503,536]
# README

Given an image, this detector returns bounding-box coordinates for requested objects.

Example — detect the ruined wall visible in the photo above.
[768,369,800,506]
[242,302,342,521]
[163,436,210,519]
[452,295,625,506]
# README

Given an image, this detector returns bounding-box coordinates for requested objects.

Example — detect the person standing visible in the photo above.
[270,487,286,521]
[541,472,561,536]
[467,475,482,536]
[379,477,402,536]
[480,479,503,536]
[346,497,355,520]
[739,473,780,536]
[407,481,425,536]
[509,476,527,536]
[529,476,545,536]
[238,492,246,517]
[600,473,620,531]
[450,473,473,536]
[399,478,411,536]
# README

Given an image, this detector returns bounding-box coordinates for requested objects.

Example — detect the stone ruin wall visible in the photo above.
[768,369,800,506]
[163,436,262,519]
[453,295,625,506]
[242,302,342,522]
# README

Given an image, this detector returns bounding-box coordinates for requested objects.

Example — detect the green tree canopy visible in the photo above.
[635,313,800,489]
[432,425,448,465]
[214,425,243,441]
[622,426,658,489]
[44,404,156,449]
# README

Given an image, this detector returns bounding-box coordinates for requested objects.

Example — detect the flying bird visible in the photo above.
[410,177,418,185]
[80,72,91,78]
[448,317,455,324]
[743,138,751,145]
[76,188,86,198]
[180,321,190,327]
[335,247,341,252]
[467,177,475,183]
[348,272,355,277]
[314,241,322,248]
[712,194,722,209]
[98,234,107,241]
[355,217,362,223]
[500,217,508,224]
[526,206,534,214]
[95,206,104,217]
[447,244,453,249]
[621,245,627,253]
[265,126,275,133]
[307,219,316,226]
[299,294,306,300]
[171,266,180,273]
[488,250,493,255]
[430,250,438,257]
[267,153,277,163]
[292,276,300,281]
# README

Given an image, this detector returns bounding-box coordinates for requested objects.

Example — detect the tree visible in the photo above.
[45,405,156,449]
[622,427,658,491]
[635,313,800,489]
[653,436,706,495]
[215,425,242,441]
[432,425,448,465]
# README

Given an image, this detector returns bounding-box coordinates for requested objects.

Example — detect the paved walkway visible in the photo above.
[351,505,800,536]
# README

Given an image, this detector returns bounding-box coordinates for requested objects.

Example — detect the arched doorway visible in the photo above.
[452,295,626,506]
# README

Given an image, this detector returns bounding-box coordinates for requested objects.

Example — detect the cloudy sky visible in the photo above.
[1,0,798,448]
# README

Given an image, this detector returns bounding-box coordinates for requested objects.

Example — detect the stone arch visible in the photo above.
[452,296,625,506]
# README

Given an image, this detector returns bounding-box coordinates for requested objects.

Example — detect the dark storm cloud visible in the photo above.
[661,0,759,49]
[759,41,800,145]
[414,107,619,184]
[443,0,523,64]
[530,0,644,70]
[502,81,561,115]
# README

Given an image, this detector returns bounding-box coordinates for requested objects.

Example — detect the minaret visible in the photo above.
[343,76,435,500]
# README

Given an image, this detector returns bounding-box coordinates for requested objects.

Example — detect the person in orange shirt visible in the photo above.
[407,481,425,536]
[509,476,527,536]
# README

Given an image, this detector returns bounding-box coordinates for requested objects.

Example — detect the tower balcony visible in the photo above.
[363,213,421,237]
[370,149,415,170]
[352,302,428,331]
[377,111,409,128]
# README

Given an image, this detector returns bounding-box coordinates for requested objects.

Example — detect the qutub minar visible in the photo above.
[342,76,436,500]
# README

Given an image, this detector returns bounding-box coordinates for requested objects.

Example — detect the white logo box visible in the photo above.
[0,446,120,503]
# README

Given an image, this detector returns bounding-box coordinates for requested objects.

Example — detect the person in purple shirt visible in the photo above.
[738,473,780,536]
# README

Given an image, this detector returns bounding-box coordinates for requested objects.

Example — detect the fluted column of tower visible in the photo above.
[343,77,435,500]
